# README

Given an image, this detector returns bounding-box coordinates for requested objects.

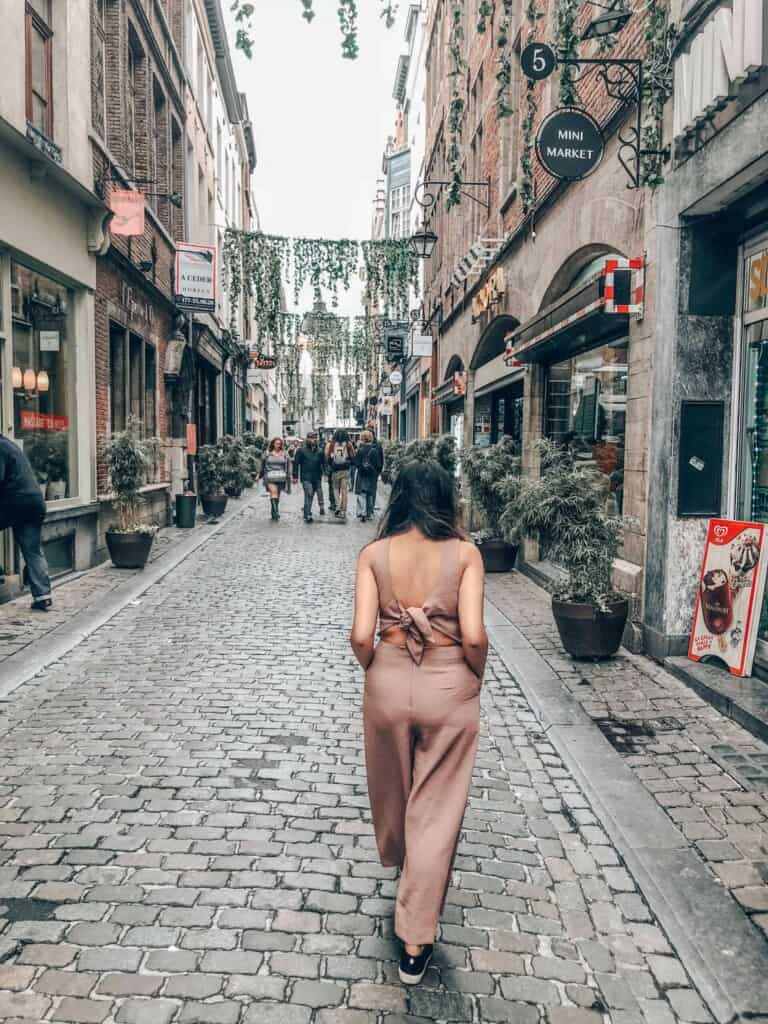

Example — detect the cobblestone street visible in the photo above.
[0,492,766,1023]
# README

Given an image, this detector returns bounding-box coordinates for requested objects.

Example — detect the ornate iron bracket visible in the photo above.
[559,56,663,189]
[414,178,491,212]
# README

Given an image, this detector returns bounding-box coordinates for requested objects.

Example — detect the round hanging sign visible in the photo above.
[520,42,556,81]
[389,370,403,386]
[535,107,605,181]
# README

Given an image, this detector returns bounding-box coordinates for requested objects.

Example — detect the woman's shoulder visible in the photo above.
[359,536,385,564]
[458,539,482,568]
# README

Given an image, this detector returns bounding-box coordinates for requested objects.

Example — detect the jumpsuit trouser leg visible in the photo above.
[364,643,480,945]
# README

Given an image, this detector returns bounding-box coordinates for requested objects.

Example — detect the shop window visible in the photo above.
[545,340,628,513]
[152,78,169,225]
[11,262,76,502]
[25,0,54,139]
[145,345,156,435]
[109,324,157,441]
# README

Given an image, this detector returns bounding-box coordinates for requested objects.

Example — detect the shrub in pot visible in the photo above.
[219,435,247,497]
[463,437,521,573]
[504,439,629,658]
[45,435,68,500]
[382,435,458,485]
[101,418,159,569]
[196,444,227,517]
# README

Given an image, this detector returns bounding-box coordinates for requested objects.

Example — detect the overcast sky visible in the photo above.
[230,2,406,249]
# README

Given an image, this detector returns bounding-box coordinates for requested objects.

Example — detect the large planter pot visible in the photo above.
[46,479,67,501]
[105,530,154,570]
[200,494,228,517]
[552,597,629,659]
[175,493,197,529]
[477,539,518,573]
[224,485,243,499]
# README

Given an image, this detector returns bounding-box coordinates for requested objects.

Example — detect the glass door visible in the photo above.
[735,232,768,652]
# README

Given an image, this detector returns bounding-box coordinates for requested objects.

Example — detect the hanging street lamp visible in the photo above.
[409,226,438,261]
[581,0,632,40]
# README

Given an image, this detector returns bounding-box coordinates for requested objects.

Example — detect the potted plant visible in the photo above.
[505,438,629,658]
[102,419,159,570]
[240,434,263,487]
[196,444,228,517]
[45,435,68,500]
[464,436,521,572]
[219,435,247,497]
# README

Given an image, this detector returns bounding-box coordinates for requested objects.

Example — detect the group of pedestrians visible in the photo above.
[263,427,384,524]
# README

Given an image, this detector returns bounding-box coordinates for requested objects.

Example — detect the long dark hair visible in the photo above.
[377,459,464,541]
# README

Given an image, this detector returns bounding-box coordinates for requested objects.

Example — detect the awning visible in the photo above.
[474,369,524,400]
[507,271,631,365]
[433,379,464,405]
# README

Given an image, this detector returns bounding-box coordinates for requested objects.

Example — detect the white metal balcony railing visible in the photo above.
[450,238,505,290]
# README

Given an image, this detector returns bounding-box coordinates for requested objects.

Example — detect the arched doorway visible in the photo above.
[470,314,523,447]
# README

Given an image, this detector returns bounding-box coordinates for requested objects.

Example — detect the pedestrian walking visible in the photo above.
[0,433,53,611]
[260,437,289,521]
[325,429,355,522]
[353,429,382,522]
[293,432,326,523]
[366,422,384,512]
[350,460,487,985]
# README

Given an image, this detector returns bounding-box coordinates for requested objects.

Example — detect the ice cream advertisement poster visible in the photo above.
[688,519,768,677]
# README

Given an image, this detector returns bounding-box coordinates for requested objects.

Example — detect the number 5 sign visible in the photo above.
[521,42,557,81]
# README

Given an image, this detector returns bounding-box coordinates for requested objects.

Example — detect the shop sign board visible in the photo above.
[20,411,67,431]
[688,518,768,677]
[186,423,197,456]
[385,330,406,362]
[453,371,466,396]
[39,330,60,352]
[246,368,260,384]
[411,333,433,358]
[389,369,403,386]
[249,351,277,369]
[536,108,604,181]
[175,242,216,312]
[673,0,764,139]
[110,190,145,236]
[747,246,768,312]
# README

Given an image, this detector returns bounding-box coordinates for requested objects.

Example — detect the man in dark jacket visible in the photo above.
[366,423,385,514]
[354,430,384,522]
[0,434,52,610]
[293,432,326,523]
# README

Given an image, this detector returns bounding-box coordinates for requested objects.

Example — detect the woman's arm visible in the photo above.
[350,547,379,670]
[457,542,488,679]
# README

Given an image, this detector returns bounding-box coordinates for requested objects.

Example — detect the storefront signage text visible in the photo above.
[536,109,604,181]
[121,284,154,325]
[471,269,505,320]
[175,242,216,312]
[20,411,68,432]
[673,0,764,138]
[749,250,768,306]
[385,331,406,362]
[249,352,277,369]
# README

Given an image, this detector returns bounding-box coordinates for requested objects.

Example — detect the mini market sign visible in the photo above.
[536,108,605,181]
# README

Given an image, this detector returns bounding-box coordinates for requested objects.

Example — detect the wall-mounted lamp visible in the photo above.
[581,0,632,40]
[12,367,49,395]
[409,227,439,260]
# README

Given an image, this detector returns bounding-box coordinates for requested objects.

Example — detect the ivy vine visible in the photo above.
[555,0,583,107]
[446,0,467,208]
[641,0,675,188]
[520,0,543,215]
[495,0,516,120]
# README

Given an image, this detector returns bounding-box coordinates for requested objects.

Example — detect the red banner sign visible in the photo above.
[689,519,768,677]
[109,190,145,237]
[20,411,68,432]
[249,352,277,369]
[186,423,197,457]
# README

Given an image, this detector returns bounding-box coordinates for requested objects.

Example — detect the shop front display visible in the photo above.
[545,339,628,513]
[735,232,768,649]
[10,262,76,503]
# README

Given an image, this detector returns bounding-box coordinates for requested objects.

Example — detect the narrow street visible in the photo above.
[1,493,765,1024]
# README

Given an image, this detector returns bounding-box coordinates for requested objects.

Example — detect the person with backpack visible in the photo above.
[366,422,385,513]
[354,429,383,523]
[325,429,355,521]
[293,432,326,523]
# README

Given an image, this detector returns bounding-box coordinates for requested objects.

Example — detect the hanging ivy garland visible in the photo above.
[555,0,583,107]
[361,239,419,319]
[520,0,543,216]
[641,0,675,188]
[492,0,516,120]
[446,0,467,209]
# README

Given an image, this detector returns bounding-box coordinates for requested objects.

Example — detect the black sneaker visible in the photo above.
[31,598,52,612]
[398,943,433,985]
[306,516,314,523]
[319,508,326,515]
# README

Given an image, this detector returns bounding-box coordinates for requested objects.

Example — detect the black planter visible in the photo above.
[175,493,197,529]
[552,597,629,658]
[105,530,154,570]
[224,485,243,498]
[477,539,519,573]
[200,494,228,517]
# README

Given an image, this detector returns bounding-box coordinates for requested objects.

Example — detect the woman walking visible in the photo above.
[326,429,355,522]
[353,429,382,523]
[261,437,289,520]
[350,461,487,985]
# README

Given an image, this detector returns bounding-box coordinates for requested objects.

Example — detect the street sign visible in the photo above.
[411,333,433,358]
[536,108,604,181]
[175,242,216,312]
[385,330,406,362]
[389,370,403,386]
[521,42,556,81]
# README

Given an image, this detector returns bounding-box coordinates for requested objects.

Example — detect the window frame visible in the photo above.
[25,0,54,140]
[108,320,158,440]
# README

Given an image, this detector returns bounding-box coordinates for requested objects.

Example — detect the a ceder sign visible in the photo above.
[674,0,765,138]
[175,242,216,312]
[536,108,604,181]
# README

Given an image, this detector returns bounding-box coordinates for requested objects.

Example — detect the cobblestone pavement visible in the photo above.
[0,494,258,666]
[486,573,768,946]
[0,490,737,1023]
